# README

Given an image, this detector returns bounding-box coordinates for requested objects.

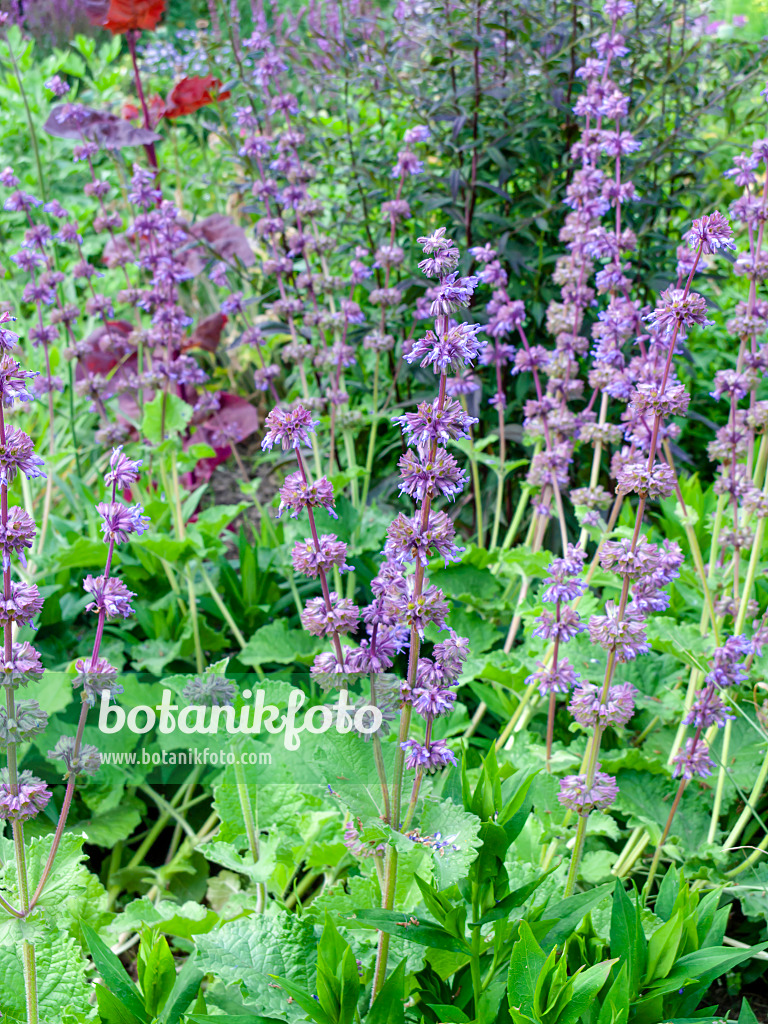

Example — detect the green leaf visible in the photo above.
[240,619,322,666]
[137,933,177,1018]
[185,1018,285,1024]
[654,865,679,922]
[738,998,761,1024]
[596,962,630,1024]
[198,837,279,886]
[555,959,618,1024]
[83,922,149,1022]
[0,922,92,1022]
[141,392,193,442]
[539,881,616,951]
[645,618,711,674]
[644,909,683,986]
[643,944,768,997]
[194,914,318,1017]
[76,801,143,847]
[609,883,646,999]
[420,798,482,888]
[473,869,556,926]
[270,975,334,1024]
[1,831,105,920]
[339,946,362,1024]
[110,897,219,940]
[367,958,406,1024]
[315,730,394,822]
[316,914,350,1021]
[159,955,204,1024]
[96,983,145,1024]
[425,1006,471,1023]
[507,920,547,1018]
[350,909,469,952]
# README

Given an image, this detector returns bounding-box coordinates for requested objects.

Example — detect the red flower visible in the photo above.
[122,95,166,128]
[97,0,166,33]
[164,76,231,119]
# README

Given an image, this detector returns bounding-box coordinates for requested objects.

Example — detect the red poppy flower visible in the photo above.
[90,0,166,34]
[164,76,231,119]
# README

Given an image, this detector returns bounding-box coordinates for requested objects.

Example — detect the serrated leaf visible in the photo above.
[240,619,323,666]
[199,837,279,885]
[109,896,218,940]
[195,914,318,1017]
[420,798,481,888]
[645,618,711,673]
[0,923,92,1022]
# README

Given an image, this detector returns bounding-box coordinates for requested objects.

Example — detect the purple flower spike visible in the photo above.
[672,738,715,780]
[557,767,618,813]
[686,212,735,254]
[261,405,318,451]
[401,738,457,773]
[83,575,136,619]
[97,502,151,544]
[0,770,51,821]
[106,447,142,491]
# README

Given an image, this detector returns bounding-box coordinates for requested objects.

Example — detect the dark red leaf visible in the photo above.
[44,104,160,148]
[182,312,229,354]
[186,213,254,267]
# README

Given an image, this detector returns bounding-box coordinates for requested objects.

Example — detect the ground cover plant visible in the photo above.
[0,0,766,1020]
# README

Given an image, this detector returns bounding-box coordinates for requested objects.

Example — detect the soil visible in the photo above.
[707,980,768,1022]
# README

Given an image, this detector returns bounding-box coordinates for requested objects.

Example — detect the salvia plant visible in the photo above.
[0,0,764,1022]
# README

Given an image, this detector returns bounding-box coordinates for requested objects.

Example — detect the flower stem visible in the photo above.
[127,31,158,169]
[643,776,687,903]
[563,815,588,897]
[234,760,266,912]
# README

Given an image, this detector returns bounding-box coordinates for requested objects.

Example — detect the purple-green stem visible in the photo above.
[295,450,347,670]
[127,31,158,170]
[489,357,507,550]
[563,245,704,896]
[29,485,118,914]
[642,726,701,903]
[371,366,449,1001]
[1,402,38,1019]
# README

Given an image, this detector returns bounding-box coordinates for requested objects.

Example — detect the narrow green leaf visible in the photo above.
[367,958,406,1024]
[539,882,616,951]
[425,1005,471,1023]
[596,962,630,1024]
[610,883,647,999]
[185,1017,285,1023]
[473,868,557,927]
[339,946,361,1024]
[350,909,469,952]
[159,957,204,1024]
[83,923,149,1023]
[507,920,547,1017]
[95,984,145,1024]
[138,934,177,1018]
[555,959,618,1024]
[269,975,334,1024]
[738,998,761,1024]
[643,944,768,997]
